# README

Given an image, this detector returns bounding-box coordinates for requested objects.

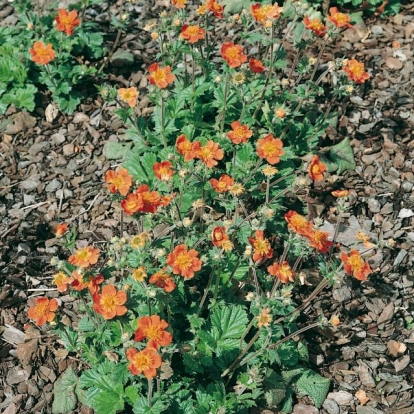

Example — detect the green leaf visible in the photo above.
[221,0,251,14]
[323,138,356,174]
[52,366,78,414]
[103,141,133,160]
[1,85,37,111]
[295,369,330,408]
[93,390,124,414]
[78,316,95,332]
[124,150,157,184]
[133,396,168,414]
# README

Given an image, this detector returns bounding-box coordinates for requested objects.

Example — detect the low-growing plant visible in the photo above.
[27,1,378,413]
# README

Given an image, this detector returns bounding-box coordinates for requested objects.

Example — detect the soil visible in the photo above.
[1,1,414,414]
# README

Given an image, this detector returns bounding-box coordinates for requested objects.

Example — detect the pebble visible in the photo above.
[356,407,385,414]
[402,181,413,192]
[45,178,62,192]
[323,399,340,414]
[292,404,319,414]
[358,122,375,134]
[51,132,66,145]
[326,391,353,405]
[371,25,383,35]
[367,198,381,213]
[62,143,75,156]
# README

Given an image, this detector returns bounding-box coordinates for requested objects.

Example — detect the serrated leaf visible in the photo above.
[323,138,356,174]
[124,151,157,184]
[1,85,37,111]
[78,316,95,332]
[295,369,330,408]
[52,366,78,414]
[103,141,133,160]
[221,0,251,14]
[93,390,124,414]
[133,396,167,414]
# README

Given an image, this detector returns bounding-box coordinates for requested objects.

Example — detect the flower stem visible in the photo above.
[161,94,167,148]
[196,265,216,317]
[219,71,231,135]
[147,379,153,408]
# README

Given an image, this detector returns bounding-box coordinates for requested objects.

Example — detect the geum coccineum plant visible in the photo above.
[27,1,377,413]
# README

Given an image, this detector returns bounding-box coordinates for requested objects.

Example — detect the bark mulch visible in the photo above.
[1,1,414,413]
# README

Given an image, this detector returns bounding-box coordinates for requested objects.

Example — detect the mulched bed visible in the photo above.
[1,1,414,413]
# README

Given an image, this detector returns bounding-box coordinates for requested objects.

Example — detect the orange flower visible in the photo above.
[147,63,175,88]
[267,261,295,283]
[256,134,285,165]
[149,268,176,292]
[55,223,68,237]
[153,161,174,181]
[52,271,74,292]
[305,230,333,253]
[211,226,229,247]
[166,244,202,279]
[308,155,327,182]
[206,0,224,18]
[127,347,162,379]
[180,25,205,44]
[105,167,133,196]
[93,285,127,320]
[249,230,273,263]
[176,134,199,162]
[55,9,80,36]
[284,211,313,237]
[210,174,234,193]
[303,16,327,37]
[198,140,224,168]
[118,87,139,107]
[70,270,88,291]
[327,7,352,29]
[221,42,247,68]
[121,193,144,215]
[257,308,272,328]
[136,185,162,213]
[28,297,59,326]
[332,189,349,198]
[69,246,99,268]
[29,41,56,65]
[132,266,147,282]
[343,59,370,84]
[340,250,371,281]
[227,121,253,144]
[134,315,173,349]
[160,194,174,207]
[251,3,283,24]
[249,58,265,73]
[171,0,187,8]
[87,274,104,295]
[274,108,286,118]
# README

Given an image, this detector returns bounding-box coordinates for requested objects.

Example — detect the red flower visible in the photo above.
[134,315,173,349]
[327,7,352,29]
[251,3,283,24]
[55,9,80,36]
[147,63,175,89]
[121,193,144,215]
[118,87,139,108]
[256,134,285,165]
[303,16,327,37]
[198,141,224,168]
[343,59,370,84]
[52,271,73,292]
[93,285,127,320]
[28,297,59,326]
[55,223,68,237]
[149,269,176,292]
[221,42,247,68]
[249,58,265,73]
[166,244,202,279]
[180,25,206,44]
[210,174,234,193]
[29,41,55,65]
[206,0,224,18]
[227,121,253,144]
[176,134,199,162]
[171,0,187,8]
[153,161,174,181]
[268,261,294,283]
[308,155,327,182]
[68,246,99,268]
[305,230,333,253]
[211,226,230,247]
[126,347,162,379]
[284,211,313,237]
[136,185,162,214]
[340,250,371,281]
[105,167,133,196]
[249,230,273,263]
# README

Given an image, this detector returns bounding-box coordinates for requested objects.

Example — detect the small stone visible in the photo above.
[327,391,353,405]
[72,112,90,123]
[45,178,62,192]
[367,198,381,213]
[62,143,75,156]
[358,122,375,134]
[385,57,403,70]
[371,25,383,35]
[6,367,29,384]
[52,132,66,145]
[356,407,385,414]
[292,404,319,414]
[394,354,410,372]
[323,399,340,414]
[401,181,413,192]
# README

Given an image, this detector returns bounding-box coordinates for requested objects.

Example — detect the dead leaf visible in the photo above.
[2,324,26,346]
[103,350,119,363]
[16,338,39,369]
[387,340,407,358]
[355,389,370,405]
[394,354,410,372]
[45,103,59,123]
[377,302,395,327]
